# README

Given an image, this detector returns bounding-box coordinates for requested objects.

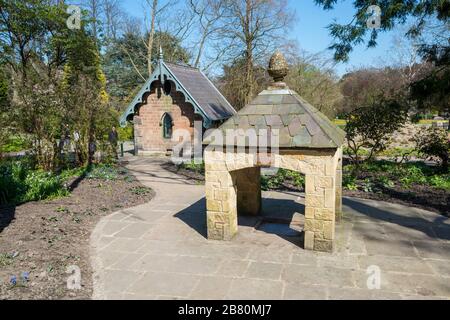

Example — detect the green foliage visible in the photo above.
[0,158,133,205]
[58,166,87,181]
[117,126,133,141]
[0,253,14,267]
[179,161,205,174]
[0,136,30,153]
[0,159,31,204]
[414,127,449,170]
[261,169,305,191]
[314,0,449,62]
[376,175,395,188]
[0,159,68,204]
[0,0,67,65]
[0,64,8,107]
[343,146,369,157]
[410,44,450,116]
[23,170,68,201]
[399,166,427,188]
[0,1,118,170]
[130,186,151,195]
[0,64,11,153]
[342,174,358,191]
[103,30,191,103]
[344,160,450,192]
[85,164,119,180]
[55,206,69,213]
[151,31,191,65]
[345,97,408,164]
[428,174,450,190]
[361,178,374,193]
[315,0,449,126]
[102,31,147,102]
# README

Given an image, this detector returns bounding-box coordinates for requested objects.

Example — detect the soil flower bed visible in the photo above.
[0,165,153,299]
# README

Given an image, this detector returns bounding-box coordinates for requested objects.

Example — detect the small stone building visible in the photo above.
[203,52,345,252]
[120,50,236,155]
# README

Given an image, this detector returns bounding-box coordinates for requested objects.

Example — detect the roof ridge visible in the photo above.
[164,61,198,70]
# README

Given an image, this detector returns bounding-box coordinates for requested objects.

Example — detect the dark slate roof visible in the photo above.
[164,62,236,121]
[207,87,345,148]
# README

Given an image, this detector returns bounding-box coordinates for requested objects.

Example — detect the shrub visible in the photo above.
[343,174,358,191]
[0,160,30,204]
[399,166,427,188]
[261,168,305,191]
[376,175,395,188]
[414,127,449,171]
[23,170,68,201]
[179,161,205,174]
[0,158,68,205]
[345,97,408,165]
[117,126,134,141]
[59,166,87,181]
[428,174,450,190]
[0,136,30,153]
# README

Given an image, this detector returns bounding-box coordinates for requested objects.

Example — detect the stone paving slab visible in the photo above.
[90,156,450,300]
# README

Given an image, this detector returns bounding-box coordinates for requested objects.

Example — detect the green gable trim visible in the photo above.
[119,61,212,128]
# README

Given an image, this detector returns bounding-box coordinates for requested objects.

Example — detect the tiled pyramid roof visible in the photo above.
[206,51,345,149]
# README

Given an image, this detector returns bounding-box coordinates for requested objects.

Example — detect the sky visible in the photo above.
[290,1,396,75]
[123,0,402,77]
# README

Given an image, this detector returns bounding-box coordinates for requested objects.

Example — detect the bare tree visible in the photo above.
[188,0,228,68]
[146,0,158,75]
[102,0,124,41]
[284,47,342,118]
[142,0,181,75]
[122,14,143,35]
[157,2,196,50]
[383,27,431,87]
[220,0,294,103]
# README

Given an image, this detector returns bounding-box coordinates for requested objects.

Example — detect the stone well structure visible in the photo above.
[203,51,345,252]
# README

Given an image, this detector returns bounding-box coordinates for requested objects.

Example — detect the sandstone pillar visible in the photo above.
[303,161,336,252]
[335,147,343,222]
[205,152,238,240]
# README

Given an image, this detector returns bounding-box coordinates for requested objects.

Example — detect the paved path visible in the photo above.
[90,156,450,300]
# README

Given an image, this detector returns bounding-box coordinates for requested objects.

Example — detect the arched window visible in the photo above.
[162,113,173,139]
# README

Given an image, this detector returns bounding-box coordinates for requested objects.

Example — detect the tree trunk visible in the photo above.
[147,0,158,76]
[194,21,211,69]
[244,0,254,104]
